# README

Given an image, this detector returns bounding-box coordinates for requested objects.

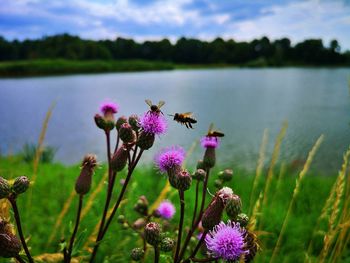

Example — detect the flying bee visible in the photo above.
[169,112,197,129]
[206,123,225,137]
[145,99,165,115]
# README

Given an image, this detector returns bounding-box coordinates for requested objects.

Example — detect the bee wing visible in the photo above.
[145,99,153,107]
[182,112,193,117]
[157,100,166,108]
[208,123,214,133]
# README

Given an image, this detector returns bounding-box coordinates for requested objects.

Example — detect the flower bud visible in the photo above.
[133,218,147,230]
[0,220,21,258]
[196,159,206,170]
[120,123,136,143]
[0,177,11,199]
[128,114,140,132]
[176,170,192,191]
[214,179,223,188]
[226,194,242,220]
[160,237,175,252]
[203,147,216,168]
[12,176,30,195]
[130,247,144,261]
[136,132,155,150]
[116,116,128,131]
[202,187,234,230]
[218,169,233,182]
[144,222,162,246]
[237,213,249,227]
[117,215,125,224]
[111,145,129,172]
[75,154,97,195]
[94,114,106,130]
[134,195,149,216]
[192,169,206,181]
[167,166,181,189]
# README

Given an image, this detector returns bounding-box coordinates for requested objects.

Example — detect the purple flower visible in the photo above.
[100,101,119,115]
[155,146,186,173]
[201,136,219,149]
[205,221,248,261]
[156,200,176,220]
[139,112,167,135]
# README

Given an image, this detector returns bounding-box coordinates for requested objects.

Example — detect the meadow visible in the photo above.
[0,127,349,262]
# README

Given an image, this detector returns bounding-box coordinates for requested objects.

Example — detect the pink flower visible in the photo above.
[156,200,176,220]
[154,146,186,173]
[139,112,167,135]
[201,136,219,148]
[100,101,119,116]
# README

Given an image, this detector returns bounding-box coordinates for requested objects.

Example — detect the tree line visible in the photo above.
[0,34,349,66]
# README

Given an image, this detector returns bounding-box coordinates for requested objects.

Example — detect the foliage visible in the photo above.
[21,143,57,164]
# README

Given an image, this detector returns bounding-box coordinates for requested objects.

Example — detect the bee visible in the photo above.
[206,123,225,137]
[243,230,261,263]
[145,99,165,115]
[170,112,197,129]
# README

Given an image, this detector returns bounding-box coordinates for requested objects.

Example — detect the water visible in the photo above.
[0,68,349,174]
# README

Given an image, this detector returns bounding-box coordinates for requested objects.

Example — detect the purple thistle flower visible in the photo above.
[139,112,167,135]
[154,146,186,173]
[100,101,119,115]
[156,200,176,220]
[201,136,219,149]
[205,221,248,261]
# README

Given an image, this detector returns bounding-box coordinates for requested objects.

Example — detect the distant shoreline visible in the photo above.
[0,59,349,77]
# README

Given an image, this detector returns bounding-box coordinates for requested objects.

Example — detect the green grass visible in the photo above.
[0,59,175,77]
[0,155,346,263]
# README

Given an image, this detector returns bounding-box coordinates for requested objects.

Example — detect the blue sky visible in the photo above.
[1,0,350,50]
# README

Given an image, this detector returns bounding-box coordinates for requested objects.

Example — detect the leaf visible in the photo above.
[72,229,88,256]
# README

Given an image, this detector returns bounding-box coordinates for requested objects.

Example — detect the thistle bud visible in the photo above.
[167,166,181,189]
[111,145,129,172]
[133,218,147,230]
[134,195,149,216]
[202,187,233,230]
[128,114,140,132]
[176,170,192,191]
[130,247,144,261]
[12,176,30,195]
[116,116,128,131]
[226,194,242,220]
[160,237,175,252]
[117,215,125,224]
[203,147,216,169]
[0,220,21,258]
[119,123,136,143]
[214,179,223,188]
[237,213,249,227]
[75,154,97,195]
[192,169,206,181]
[218,169,233,182]
[136,132,155,150]
[196,159,206,170]
[144,222,161,246]
[0,177,11,199]
[94,114,106,130]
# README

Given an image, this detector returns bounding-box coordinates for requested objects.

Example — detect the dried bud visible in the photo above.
[218,169,233,182]
[203,147,216,168]
[176,170,192,191]
[111,145,129,172]
[237,213,249,227]
[144,222,162,246]
[160,237,175,252]
[202,187,234,230]
[75,154,97,195]
[130,247,144,261]
[128,114,140,132]
[196,159,206,170]
[136,131,155,150]
[0,220,21,258]
[133,218,147,230]
[119,123,136,143]
[134,196,149,216]
[226,194,242,220]
[116,116,128,131]
[192,169,206,181]
[0,177,11,199]
[12,176,30,195]
[117,215,125,224]
[94,114,106,130]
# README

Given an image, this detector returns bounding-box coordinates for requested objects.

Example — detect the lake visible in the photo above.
[0,68,349,174]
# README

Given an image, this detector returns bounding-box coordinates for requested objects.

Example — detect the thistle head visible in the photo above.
[0,177,11,200]
[116,116,128,131]
[100,101,119,117]
[201,136,219,149]
[160,237,175,252]
[144,222,162,246]
[139,112,167,135]
[226,194,242,220]
[12,176,30,195]
[111,145,129,172]
[75,154,98,195]
[156,200,176,220]
[128,114,140,131]
[205,221,248,261]
[192,169,206,181]
[119,123,136,143]
[0,219,21,258]
[130,247,144,261]
[218,169,233,182]
[155,146,186,173]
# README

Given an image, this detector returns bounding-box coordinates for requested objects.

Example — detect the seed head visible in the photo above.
[75,154,97,195]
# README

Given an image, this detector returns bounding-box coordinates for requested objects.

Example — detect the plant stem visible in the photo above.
[9,197,34,263]
[154,246,160,263]
[14,255,26,263]
[65,195,83,263]
[188,230,207,260]
[191,180,200,227]
[174,190,185,263]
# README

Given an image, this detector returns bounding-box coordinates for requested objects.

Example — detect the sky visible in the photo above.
[1,0,350,50]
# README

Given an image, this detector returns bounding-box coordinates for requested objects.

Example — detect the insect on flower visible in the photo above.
[145,99,165,115]
[207,123,225,137]
[169,112,197,129]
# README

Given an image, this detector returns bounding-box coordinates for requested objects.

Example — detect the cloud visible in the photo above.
[0,0,349,49]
